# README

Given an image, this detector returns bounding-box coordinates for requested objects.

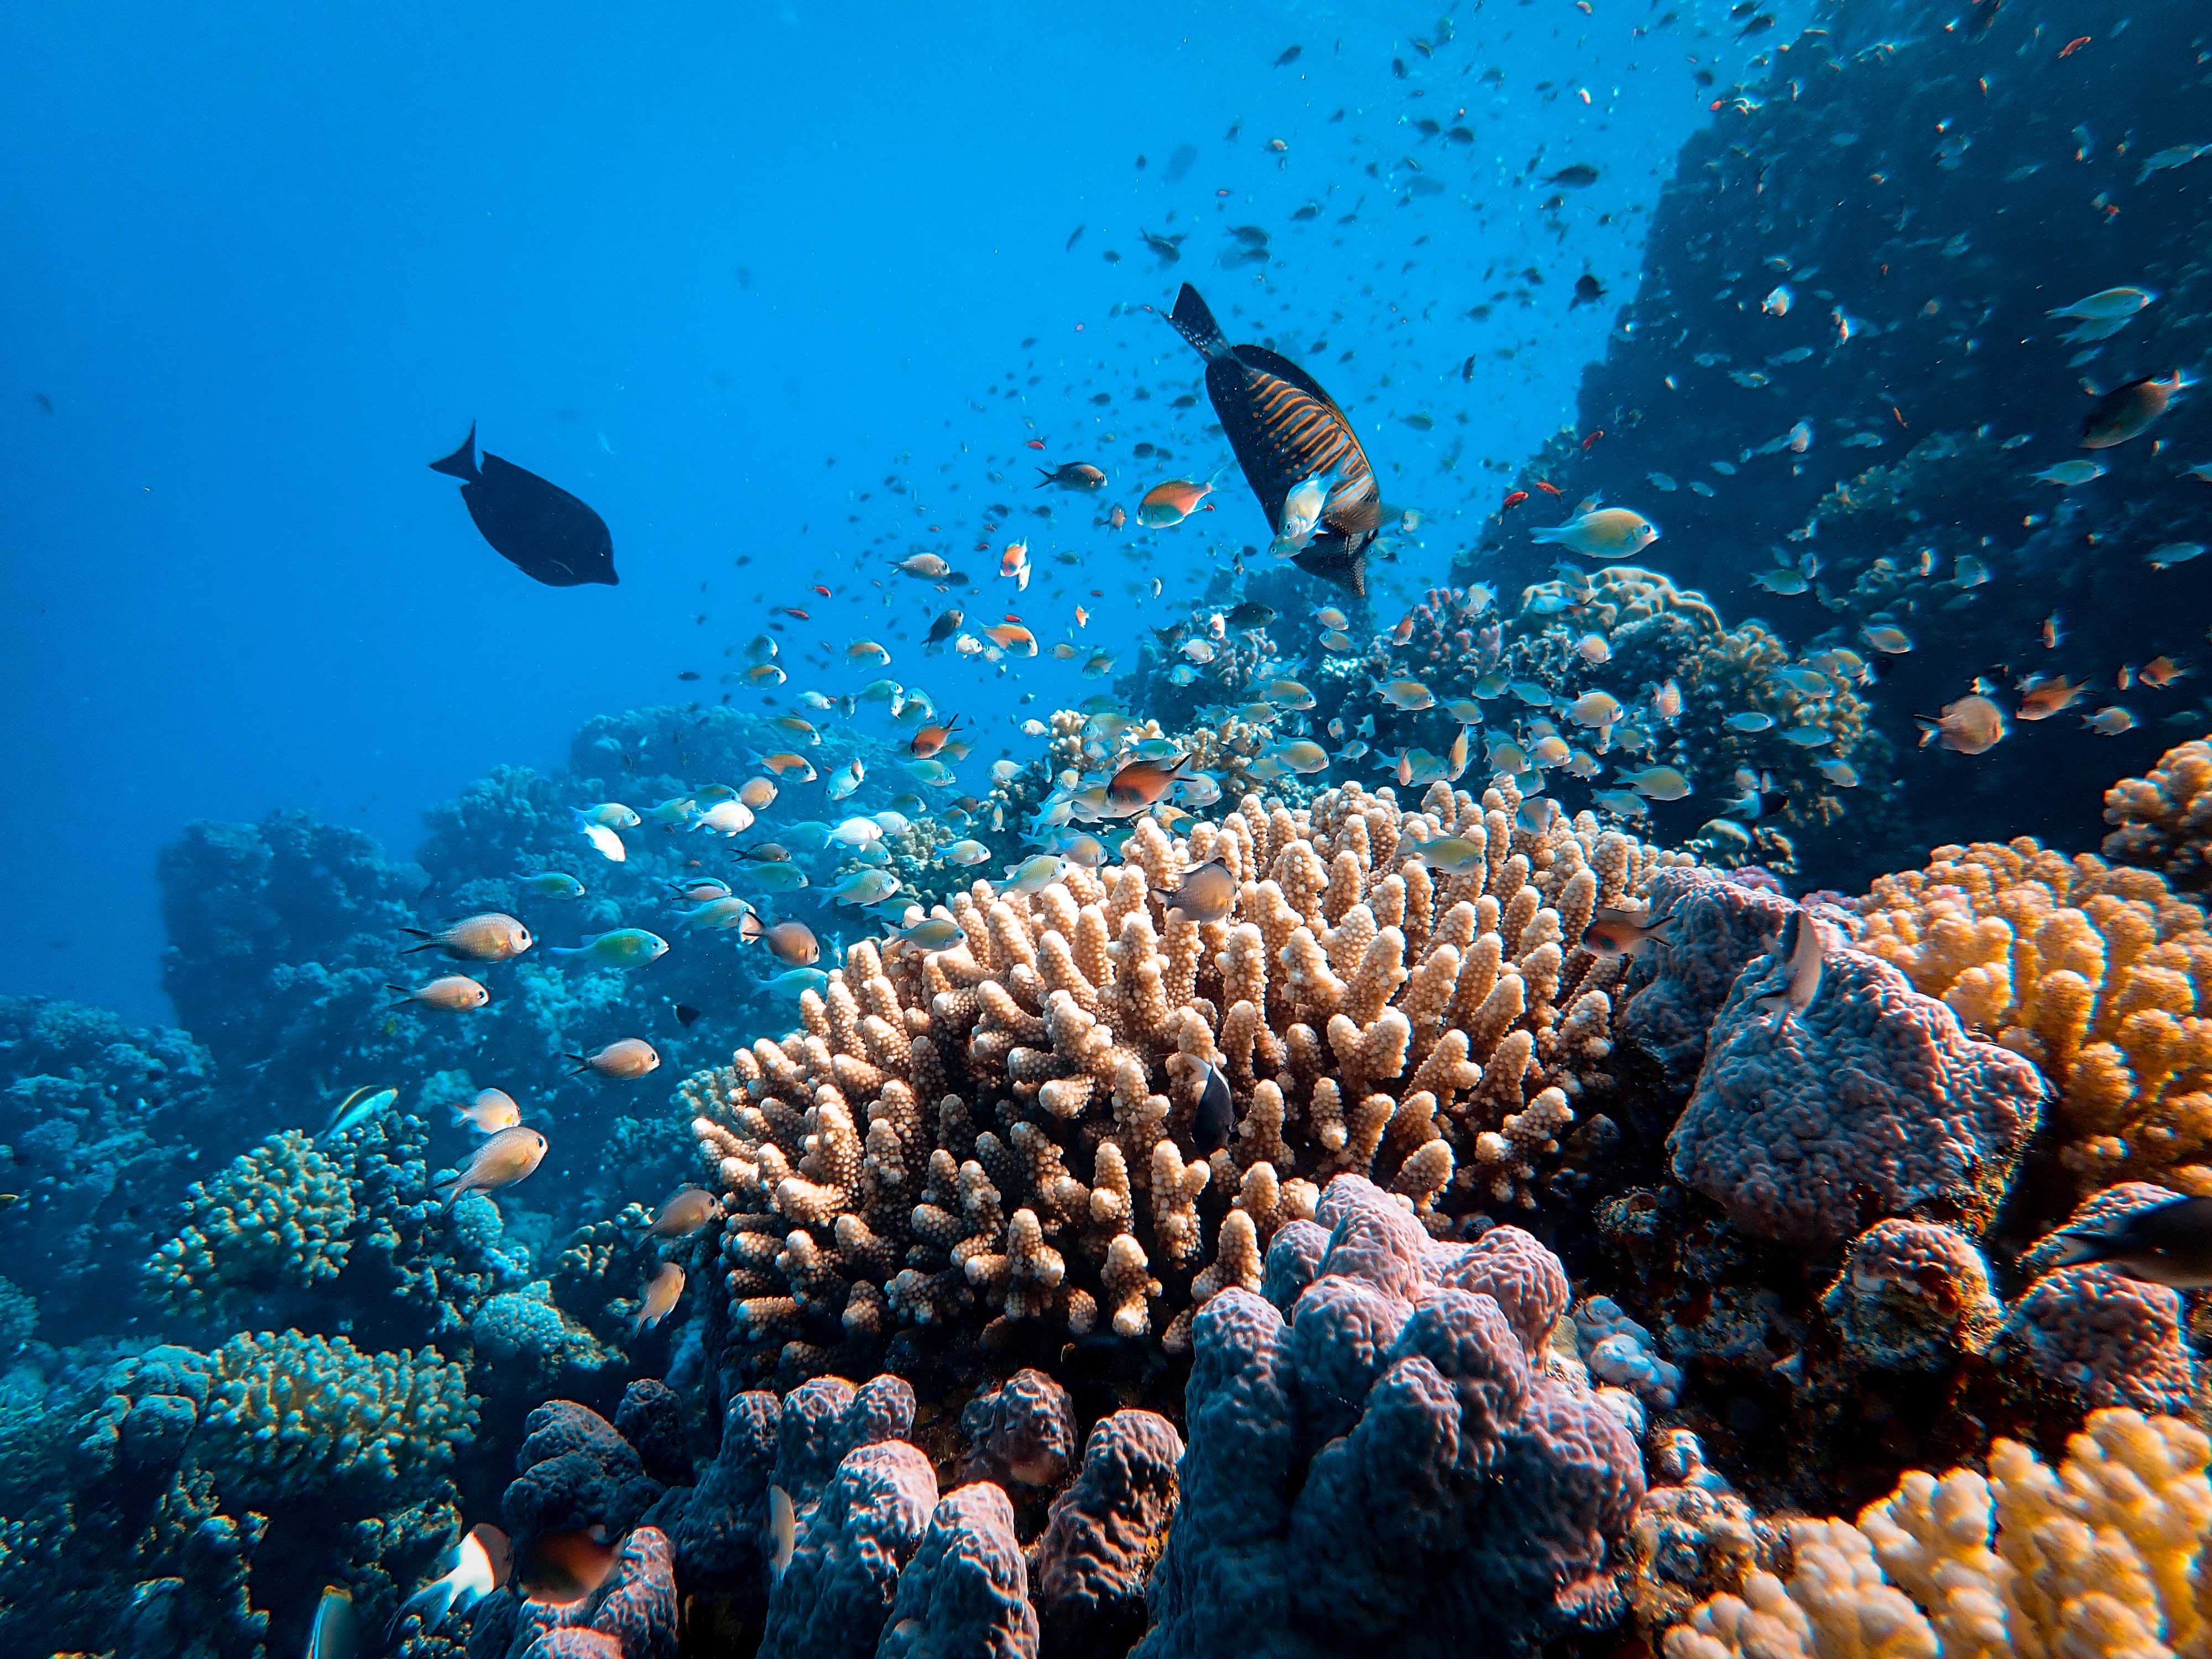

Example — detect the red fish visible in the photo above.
[1026,439,1047,450]
[1500,490,1530,513]
[1533,479,1562,496]
[812,585,832,596]
[2058,35,2090,58]
[1581,429,1605,451]
[773,606,810,620]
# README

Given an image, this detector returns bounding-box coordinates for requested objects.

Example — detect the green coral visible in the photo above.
[145,1129,356,1322]
[470,1282,625,1395]
[196,1331,477,1506]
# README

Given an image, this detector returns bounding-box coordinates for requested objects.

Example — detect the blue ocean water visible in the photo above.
[3,0,1768,1021]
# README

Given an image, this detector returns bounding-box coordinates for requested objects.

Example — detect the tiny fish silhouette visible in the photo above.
[429,424,617,587]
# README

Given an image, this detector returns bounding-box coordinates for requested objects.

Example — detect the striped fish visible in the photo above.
[1165,283,1382,595]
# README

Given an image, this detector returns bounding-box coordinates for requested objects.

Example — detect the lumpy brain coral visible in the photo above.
[681,779,1685,1381]
[1856,837,2212,1198]
[1662,1408,2212,1659]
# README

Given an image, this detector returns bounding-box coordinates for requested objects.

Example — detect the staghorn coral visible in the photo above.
[1661,1409,2212,1659]
[2106,738,2212,898]
[1856,838,2212,1201]
[681,778,1675,1383]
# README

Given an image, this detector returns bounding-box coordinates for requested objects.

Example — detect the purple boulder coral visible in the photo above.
[504,1401,665,1541]
[1617,869,1796,1079]
[1667,928,2040,1245]
[760,1439,939,1659]
[1034,1410,1183,1656]
[958,1368,1076,1490]
[1138,1175,1644,1658]
[877,1481,1039,1659]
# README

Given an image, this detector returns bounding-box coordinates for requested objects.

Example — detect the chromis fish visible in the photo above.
[1530,507,1659,559]
[828,869,901,906]
[2084,707,2138,735]
[387,974,490,1012]
[1411,837,1488,876]
[764,967,831,997]
[675,896,756,932]
[1376,677,1437,711]
[944,839,992,866]
[321,1084,399,1140]
[1159,859,1239,925]
[886,915,965,951]
[633,1262,685,1335]
[516,872,587,899]
[1193,1059,1235,1154]
[1752,568,1809,595]
[401,912,532,961]
[2081,372,2183,448]
[1581,904,1677,959]
[454,1088,521,1135]
[691,799,755,837]
[1267,739,1330,775]
[2028,460,2106,487]
[755,921,821,966]
[1916,695,2006,755]
[2148,542,2208,569]
[570,1038,661,1079]
[1861,624,1913,654]
[1003,854,1067,893]
[2018,676,2089,721]
[574,802,641,829]
[1755,910,1824,1022]
[1619,765,1693,801]
[1724,711,1776,733]
[747,863,810,892]
[434,1125,547,1211]
[550,929,669,970]
[578,822,626,863]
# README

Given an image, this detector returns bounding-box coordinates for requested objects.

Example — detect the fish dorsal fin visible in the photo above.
[1233,343,1343,411]
[429,423,480,482]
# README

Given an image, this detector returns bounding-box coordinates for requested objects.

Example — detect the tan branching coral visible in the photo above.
[2106,739,2212,897]
[1661,1409,2212,1659]
[680,778,1672,1381]
[1857,838,2212,1197]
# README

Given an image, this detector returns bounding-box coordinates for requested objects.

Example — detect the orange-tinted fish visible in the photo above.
[812,584,832,596]
[911,716,963,758]
[763,921,821,966]
[435,1125,546,1210]
[515,1528,618,1606]
[454,1088,522,1134]
[758,753,817,778]
[1000,541,1032,590]
[984,623,1038,656]
[646,1187,723,1239]
[772,606,810,620]
[1109,754,1192,807]
[1533,479,1562,496]
[1158,858,1238,924]
[1580,905,1677,959]
[569,1038,661,1079]
[1107,504,1127,530]
[738,776,779,810]
[2042,612,2062,649]
[1500,490,1529,513]
[2141,656,2188,688]
[401,914,533,962]
[1915,695,2006,754]
[633,1262,685,1335]
[2082,373,2182,448]
[2017,676,2089,721]
[2058,34,2090,58]
[1165,283,1380,595]
[388,974,491,1012]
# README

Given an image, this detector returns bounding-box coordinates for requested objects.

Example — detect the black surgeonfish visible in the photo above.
[1164,284,1381,596]
[429,424,617,587]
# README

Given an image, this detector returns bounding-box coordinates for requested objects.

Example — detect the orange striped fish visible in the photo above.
[1165,283,1381,596]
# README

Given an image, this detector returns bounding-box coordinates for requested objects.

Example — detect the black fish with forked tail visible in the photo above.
[429,424,618,587]
[1164,283,1382,596]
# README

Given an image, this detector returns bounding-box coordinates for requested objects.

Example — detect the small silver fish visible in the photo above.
[1754,911,1823,1021]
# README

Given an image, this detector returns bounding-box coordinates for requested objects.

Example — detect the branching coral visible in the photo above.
[1661,1409,2212,1659]
[1856,838,2212,1199]
[195,1330,478,1507]
[145,1129,356,1322]
[682,778,1674,1383]
[2105,739,2212,898]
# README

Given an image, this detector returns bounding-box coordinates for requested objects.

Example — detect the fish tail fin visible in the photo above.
[1167,284,1232,359]
[384,985,413,1009]
[1034,468,1055,488]
[428,424,480,482]
[1527,525,1566,544]
[1913,715,1939,747]
[1292,535,1368,598]
[399,927,436,952]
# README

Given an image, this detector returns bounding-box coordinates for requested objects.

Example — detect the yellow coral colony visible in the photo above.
[1856,839,2212,1197]
[1662,1408,2212,1659]
[681,779,1684,1376]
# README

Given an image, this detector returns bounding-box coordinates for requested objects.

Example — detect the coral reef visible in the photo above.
[1660,1410,2212,1659]
[682,778,1676,1386]
[1139,1176,1644,1657]
[1856,839,2212,1204]
[2105,738,2212,897]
